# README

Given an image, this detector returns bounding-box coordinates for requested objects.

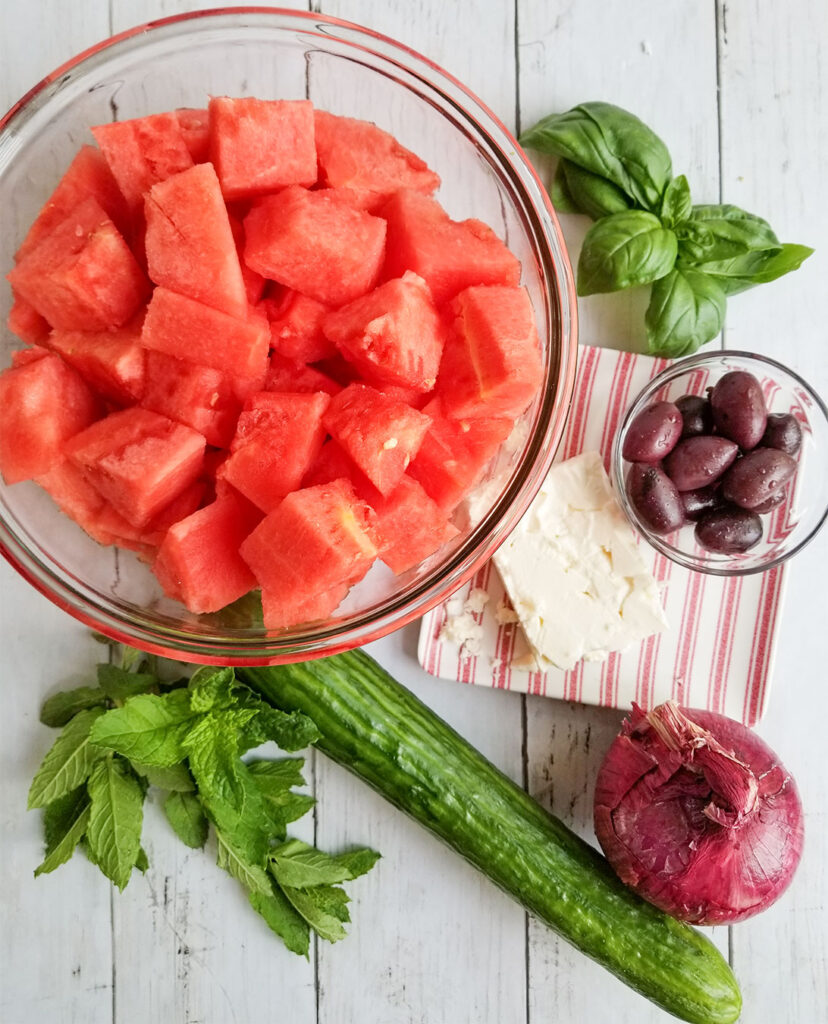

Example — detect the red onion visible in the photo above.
[593,701,803,925]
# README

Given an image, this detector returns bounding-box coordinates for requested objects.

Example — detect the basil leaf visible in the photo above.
[28,707,107,809]
[562,160,632,220]
[677,204,781,263]
[690,243,814,295]
[188,666,237,712]
[282,885,350,943]
[269,839,351,889]
[660,175,692,227]
[519,102,672,211]
[40,687,107,728]
[577,211,678,295]
[131,761,195,792]
[248,887,310,957]
[645,268,726,357]
[89,690,200,767]
[86,757,145,891]
[35,787,90,877]
[97,664,157,703]
[164,791,209,849]
[335,847,381,880]
[549,161,580,213]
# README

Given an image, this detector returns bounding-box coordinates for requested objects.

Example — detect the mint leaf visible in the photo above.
[282,884,350,943]
[577,211,677,296]
[40,687,108,728]
[646,267,727,357]
[86,757,145,890]
[89,690,199,766]
[35,787,90,877]
[247,757,305,787]
[164,792,208,849]
[183,710,257,813]
[216,829,272,897]
[135,846,149,873]
[265,794,316,836]
[248,887,310,957]
[97,663,157,702]
[188,666,236,712]
[28,707,106,809]
[241,707,319,753]
[269,839,351,888]
[335,847,381,880]
[247,762,314,836]
[132,761,194,792]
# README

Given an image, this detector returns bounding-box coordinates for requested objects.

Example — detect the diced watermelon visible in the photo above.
[95,479,208,560]
[7,198,149,331]
[0,354,101,483]
[322,271,444,391]
[381,190,521,305]
[209,97,317,200]
[15,145,130,262]
[65,407,206,527]
[36,459,120,546]
[7,292,50,346]
[228,215,266,305]
[323,383,432,496]
[91,112,194,211]
[311,186,382,213]
[314,111,440,208]
[264,352,341,396]
[221,391,330,512]
[47,315,146,405]
[154,491,261,612]
[141,286,269,399]
[261,582,349,631]
[141,350,241,448]
[243,185,386,306]
[438,284,543,419]
[10,347,50,368]
[301,439,383,505]
[264,289,336,363]
[372,476,459,574]
[175,108,211,163]
[408,397,514,511]
[144,163,247,318]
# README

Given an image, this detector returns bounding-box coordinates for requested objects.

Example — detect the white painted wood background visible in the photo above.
[1,2,826,1021]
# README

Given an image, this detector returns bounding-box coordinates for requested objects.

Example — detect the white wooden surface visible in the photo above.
[1,2,826,1022]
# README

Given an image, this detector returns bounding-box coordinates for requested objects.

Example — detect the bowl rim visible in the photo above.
[0,5,579,662]
[611,348,828,577]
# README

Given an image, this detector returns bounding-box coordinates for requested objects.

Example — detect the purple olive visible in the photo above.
[675,394,714,439]
[622,401,683,463]
[695,508,763,554]
[626,463,685,534]
[710,371,768,449]
[761,412,802,456]
[721,447,797,510]
[751,488,788,514]
[663,436,739,492]
[681,486,722,521]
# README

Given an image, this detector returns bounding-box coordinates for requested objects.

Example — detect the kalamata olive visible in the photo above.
[663,436,739,491]
[626,463,685,534]
[622,401,683,462]
[681,486,722,521]
[721,447,797,510]
[751,488,788,514]
[695,508,763,553]
[761,412,802,455]
[675,394,714,439]
[710,371,768,449]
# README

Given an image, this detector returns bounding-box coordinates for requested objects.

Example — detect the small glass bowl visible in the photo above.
[612,350,828,575]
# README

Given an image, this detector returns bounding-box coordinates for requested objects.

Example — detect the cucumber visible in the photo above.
[240,651,741,1024]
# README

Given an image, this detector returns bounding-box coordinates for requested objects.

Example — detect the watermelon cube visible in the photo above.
[438,285,543,420]
[314,111,441,209]
[7,198,149,332]
[264,353,341,396]
[154,491,261,613]
[36,459,120,546]
[323,383,432,496]
[260,583,349,631]
[7,292,50,346]
[95,479,208,560]
[372,476,459,574]
[381,190,521,305]
[141,350,241,448]
[65,407,206,527]
[221,391,330,512]
[91,112,194,211]
[209,97,317,200]
[141,286,269,399]
[301,439,383,505]
[0,354,101,483]
[228,215,266,305]
[322,271,444,392]
[10,347,50,368]
[47,315,146,405]
[265,289,336,364]
[175,108,211,163]
[243,186,386,306]
[145,163,247,318]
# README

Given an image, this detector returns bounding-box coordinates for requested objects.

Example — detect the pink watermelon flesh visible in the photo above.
[372,475,459,574]
[323,383,432,496]
[381,189,521,305]
[36,459,120,546]
[7,198,149,332]
[65,407,206,527]
[0,354,101,483]
[265,289,336,364]
[47,315,146,406]
[175,108,211,163]
[209,97,317,200]
[228,215,267,305]
[91,113,194,211]
[438,284,543,420]
[264,353,341,397]
[243,185,386,306]
[10,347,50,368]
[7,292,50,346]
[301,439,383,506]
[95,479,207,561]
[322,271,444,392]
[261,581,349,631]
[145,163,247,318]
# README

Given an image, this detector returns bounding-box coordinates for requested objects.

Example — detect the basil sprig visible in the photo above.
[520,102,813,357]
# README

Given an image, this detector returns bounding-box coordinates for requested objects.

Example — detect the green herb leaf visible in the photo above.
[131,761,195,792]
[163,791,208,849]
[689,243,814,295]
[335,847,382,880]
[577,211,678,296]
[549,161,580,213]
[660,175,692,227]
[188,666,237,712]
[240,707,319,753]
[40,687,108,728]
[247,757,306,789]
[269,839,351,888]
[519,102,672,211]
[97,664,157,703]
[28,707,107,809]
[35,787,90,877]
[677,203,780,264]
[135,847,149,873]
[282,884,350,943]
[89,690,199,767]
[248,887,310,957]
[216,829,272,897]
[646,267,727,357]
[562,159,633,220]
[86,757,145,890]
[183,710,257,813]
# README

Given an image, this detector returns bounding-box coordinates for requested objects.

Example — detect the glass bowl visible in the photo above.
[0,8,577,664]
[612,351,828,575]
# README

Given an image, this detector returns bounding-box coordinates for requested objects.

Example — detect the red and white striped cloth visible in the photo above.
[417,345,787,726]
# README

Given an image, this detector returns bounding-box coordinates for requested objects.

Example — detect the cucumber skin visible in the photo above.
[240,652,741,1024]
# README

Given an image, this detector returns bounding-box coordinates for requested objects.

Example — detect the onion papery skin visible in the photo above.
[594,702,804,925]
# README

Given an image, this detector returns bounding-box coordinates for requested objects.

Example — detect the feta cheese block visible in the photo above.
[494,451,668,670]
